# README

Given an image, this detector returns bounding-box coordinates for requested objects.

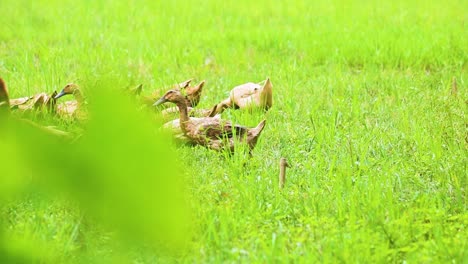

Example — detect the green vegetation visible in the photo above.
[1,0,466,262]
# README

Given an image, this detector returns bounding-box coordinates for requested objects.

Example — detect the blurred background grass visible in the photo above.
[0,0,467,262]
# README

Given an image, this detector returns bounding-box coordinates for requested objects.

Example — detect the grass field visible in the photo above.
[0,0,467,263]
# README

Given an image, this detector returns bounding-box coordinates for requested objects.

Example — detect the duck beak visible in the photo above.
[54,90,66,99]
[153,97,167,106]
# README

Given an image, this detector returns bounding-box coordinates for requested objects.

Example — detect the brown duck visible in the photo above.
[210,78,273,116]
[54,83,85,119]
[154,89,266,153]
[0,78,70,137]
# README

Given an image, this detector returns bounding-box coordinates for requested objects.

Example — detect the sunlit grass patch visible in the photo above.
[0,0,466,262]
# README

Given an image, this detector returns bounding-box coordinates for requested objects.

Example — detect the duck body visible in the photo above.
[211,78,273,116]
[57,100,79,118]
[163,115,220,145]
[229,80,272,109]
[181,117,266,153]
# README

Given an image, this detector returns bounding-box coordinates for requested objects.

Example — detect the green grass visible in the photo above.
[1,0,467,263]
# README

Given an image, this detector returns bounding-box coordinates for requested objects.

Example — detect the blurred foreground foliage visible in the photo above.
[0,80,190,263]
[0,0,466,262]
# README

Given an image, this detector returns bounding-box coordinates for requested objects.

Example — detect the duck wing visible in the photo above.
[193,118,249,139]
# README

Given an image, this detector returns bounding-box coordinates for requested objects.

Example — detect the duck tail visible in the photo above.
[197,80,206,90]
[177,79,193,89]
[188,80,205,97]
[252,119,266,137]
[0,77,10,107]
[131,84,143,96]
[247,119,267,154]
[207,104,218,117]
[261,78,273,110]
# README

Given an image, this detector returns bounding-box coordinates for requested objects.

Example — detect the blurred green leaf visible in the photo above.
[0,81,190,262]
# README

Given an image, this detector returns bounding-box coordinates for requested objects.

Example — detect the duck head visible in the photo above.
[54,83,80,99]
[153,89,186,106]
